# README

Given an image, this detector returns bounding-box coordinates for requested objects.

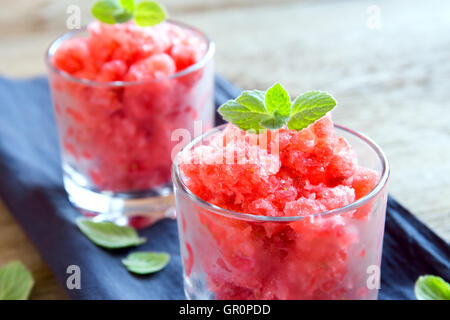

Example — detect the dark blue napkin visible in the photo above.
[0,75,448,300]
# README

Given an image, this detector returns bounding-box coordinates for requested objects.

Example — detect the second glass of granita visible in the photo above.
[46,20,215,227]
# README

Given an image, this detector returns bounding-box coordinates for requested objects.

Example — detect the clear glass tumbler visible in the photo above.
[46,21,215,227]
[173,124,389,300]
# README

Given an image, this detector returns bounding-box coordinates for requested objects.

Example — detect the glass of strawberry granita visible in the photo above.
[46,21,214,226]
[173,116,389,300]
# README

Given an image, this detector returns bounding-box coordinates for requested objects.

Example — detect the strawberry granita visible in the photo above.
[174,115,389,300]
[47,20,214,196]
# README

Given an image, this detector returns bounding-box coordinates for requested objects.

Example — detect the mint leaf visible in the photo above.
[219,88,290,132]
[218,98,271,133]
[260,111,288,130]
[91,0,121,24]
[415,275,450,300]
[114,10,133,23]
[236,90,266,113]
[265,83,291,117]
[287,91,336,131]
[122,252,170,274]
[0,261,34,300]
[76,218,146,249]
[134,1,167,27]
[120,0,135,12]
[114,0,134,22]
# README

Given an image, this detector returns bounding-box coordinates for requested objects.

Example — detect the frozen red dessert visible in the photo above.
[180,116,378,219]
[53,21,207,83]
[175,85,388,300]
[48,20,214,192]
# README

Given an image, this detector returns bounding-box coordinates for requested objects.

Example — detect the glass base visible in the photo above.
[63,168,175,228]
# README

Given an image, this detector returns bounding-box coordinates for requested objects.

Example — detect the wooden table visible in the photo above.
[0,0,449,299]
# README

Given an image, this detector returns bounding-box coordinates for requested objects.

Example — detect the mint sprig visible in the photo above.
[218,83,336,132]
[92,0,166,26]
[415,275,450,300]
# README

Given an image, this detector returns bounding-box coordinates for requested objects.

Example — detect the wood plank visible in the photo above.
[0,200,68,299]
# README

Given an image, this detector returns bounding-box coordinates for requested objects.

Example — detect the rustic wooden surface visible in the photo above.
[0,0,449,299]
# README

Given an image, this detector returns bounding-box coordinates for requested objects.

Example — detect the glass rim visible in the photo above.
[45,19,215,87]
[172,123,390,222]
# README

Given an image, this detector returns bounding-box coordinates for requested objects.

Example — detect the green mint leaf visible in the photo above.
[415,275,450,300]
[114,10,134,23]
[91,0,121,24]
[236,90,267,113]
[265,82,291,117]
[76,218,146,249]
[134,1,167,26]
[122,252,170,274]
[120,0,135,12]
[0,261,34,300]
[218,97,271,133]
[287,91,336,131]
[260,110,288,130]
[114,0,134,22]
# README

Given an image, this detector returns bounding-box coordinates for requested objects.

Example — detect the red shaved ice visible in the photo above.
[48,20,213,192]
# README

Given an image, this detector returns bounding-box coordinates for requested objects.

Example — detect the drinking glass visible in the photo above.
[173,124,389,300]
[47,21,215,227]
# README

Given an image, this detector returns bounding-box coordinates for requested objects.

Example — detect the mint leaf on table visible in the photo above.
[287,91,336,131]
[122,252,170,274]
[218,83,336,132]
[134,1,167,26]
[92,0,166,26]
[0,261,34,300]
[415,275,450,300]
[76,218,146,249]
